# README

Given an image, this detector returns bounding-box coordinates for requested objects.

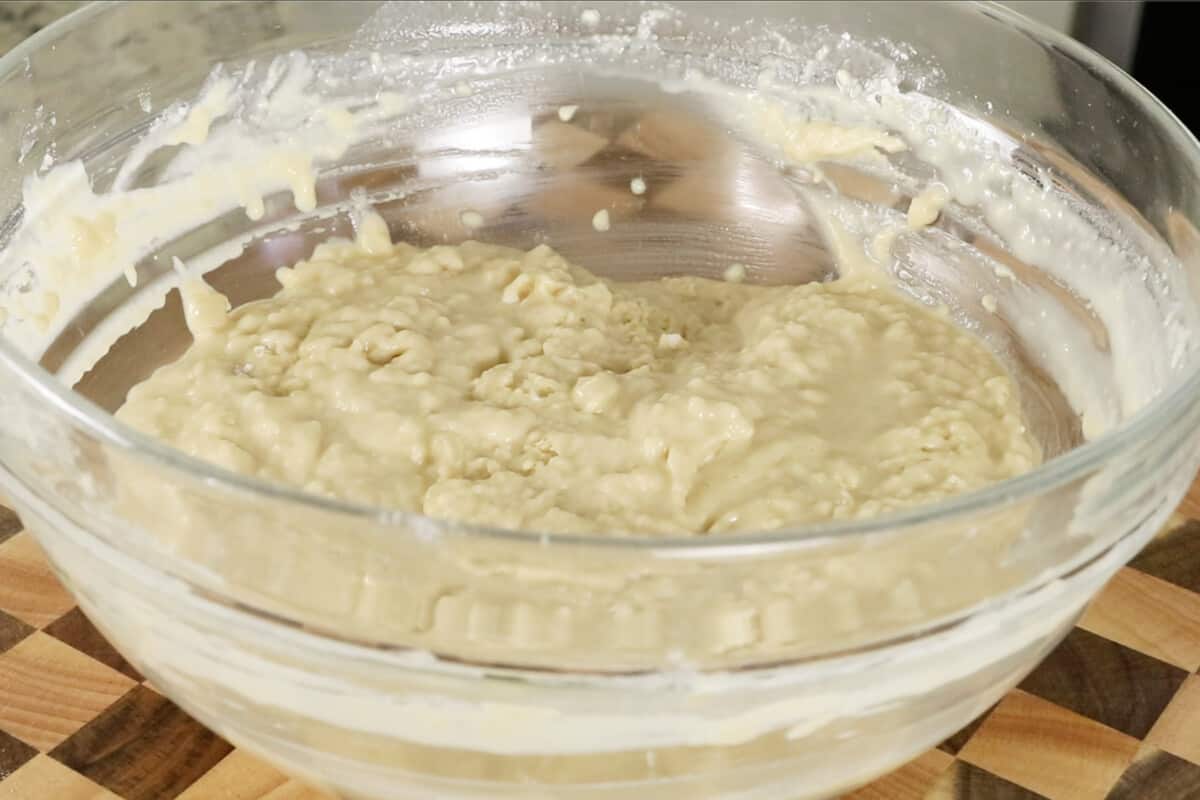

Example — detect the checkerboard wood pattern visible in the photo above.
[0,504,331,800]
[0,478,1199,799]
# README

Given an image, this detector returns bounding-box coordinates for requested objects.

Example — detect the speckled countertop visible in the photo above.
[0,2,85,54]
[0,0,303,177]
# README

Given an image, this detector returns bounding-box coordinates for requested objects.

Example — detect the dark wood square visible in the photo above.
[0,609,33,655]
[943,761,1049,799]
[43,608,142,681]
[1019,628,1188,738]
[49,685,232,800]
[0,728,36,781]
[0,507,20,547]
[1131,521,1200,595]
[1106,747,1200,800]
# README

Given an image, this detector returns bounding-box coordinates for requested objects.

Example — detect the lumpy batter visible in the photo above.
[117,219,1037,535]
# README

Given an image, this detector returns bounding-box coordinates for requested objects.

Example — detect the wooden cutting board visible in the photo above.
[0,480,1199,800]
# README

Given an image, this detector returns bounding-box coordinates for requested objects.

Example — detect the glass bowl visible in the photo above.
[1,2,1199,797]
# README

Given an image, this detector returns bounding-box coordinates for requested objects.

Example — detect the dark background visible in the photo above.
[1121,2,1200,133]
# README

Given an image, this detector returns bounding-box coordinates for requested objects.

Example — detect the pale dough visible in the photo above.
[117,225,1037,536]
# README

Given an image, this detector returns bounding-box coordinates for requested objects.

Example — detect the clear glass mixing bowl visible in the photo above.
[1,2,1199,798]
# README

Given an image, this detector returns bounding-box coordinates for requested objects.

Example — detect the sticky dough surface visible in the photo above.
[117,225,1037,535]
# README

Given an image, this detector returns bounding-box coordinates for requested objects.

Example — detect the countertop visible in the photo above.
[0,2,84,54]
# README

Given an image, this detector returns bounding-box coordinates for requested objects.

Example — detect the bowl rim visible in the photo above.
[1,0,1199,555]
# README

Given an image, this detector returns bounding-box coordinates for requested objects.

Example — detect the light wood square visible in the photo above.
[177,749,336,799]
[844,748,954,799]
[0,533,75,628]
[0,755,118,800]
[0,633,136,751]
[959,689,1139,800]
[1081,567,1200,671]
[1146,674,1200,766]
